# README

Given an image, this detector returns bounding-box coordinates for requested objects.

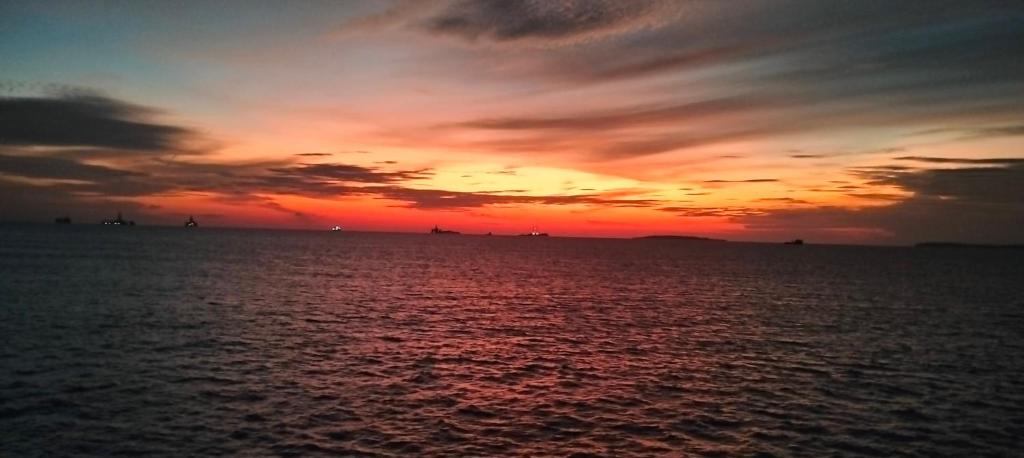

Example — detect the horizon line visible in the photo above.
[4,220,1020,249]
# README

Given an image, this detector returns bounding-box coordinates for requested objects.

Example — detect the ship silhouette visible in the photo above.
[185,215,198,227]
[102,212,134,226]
[519,227,549,237]
[430,225,460,234]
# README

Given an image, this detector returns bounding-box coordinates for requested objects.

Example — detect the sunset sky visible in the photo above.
[2,0,1023,243]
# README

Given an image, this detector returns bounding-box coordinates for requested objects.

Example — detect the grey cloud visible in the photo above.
[457,97,770,132]
[528,1,1022,86]
[443,1,1024,159]
[0,95,192,151]
[337,0,446,35]
[574,44,757,82]
[591,126,797,159]
[423,0,677,46]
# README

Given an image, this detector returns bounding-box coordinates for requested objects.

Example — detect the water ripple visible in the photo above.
[2,227,1023,456]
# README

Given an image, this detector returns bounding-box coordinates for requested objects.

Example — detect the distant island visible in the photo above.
[915,242,1024,249]
[634,235,726,242]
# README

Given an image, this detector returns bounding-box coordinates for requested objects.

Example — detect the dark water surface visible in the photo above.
[2,225,1023,456]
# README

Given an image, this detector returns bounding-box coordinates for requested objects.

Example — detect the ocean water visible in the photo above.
[1,224,1023,457]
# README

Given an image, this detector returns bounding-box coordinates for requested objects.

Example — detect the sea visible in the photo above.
[1,224,1022,457]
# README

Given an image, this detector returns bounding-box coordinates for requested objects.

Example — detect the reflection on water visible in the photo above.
[2,225,1023,456]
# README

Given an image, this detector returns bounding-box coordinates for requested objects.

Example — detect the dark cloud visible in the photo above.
[738,197,1024,245]
[1,117,674,217]
[0,92,246,215]
[0,87,680,223]
[790,154,826,159]
[704,179,778,184]
[423,0,676,46]
[0,153,144,181]
[659,206,765,218]
[0,153,174,197]
[267,163,433,184]
[375,186,661,209]
[757,197,810,204]
[0,177,164,224]
[645,159,1024,244]
[1,147,670,221]
[737,161,1024,244]
[869,163,1024,204]
[893,156,1024,165]
[0,95,192,151]
[914,125,1024,141]
[845,192,908,201]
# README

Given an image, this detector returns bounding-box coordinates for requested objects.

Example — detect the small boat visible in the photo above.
[784,239,804,245]
[330,225,342,232]
[185,216,198,228]
[430,225,460,234]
